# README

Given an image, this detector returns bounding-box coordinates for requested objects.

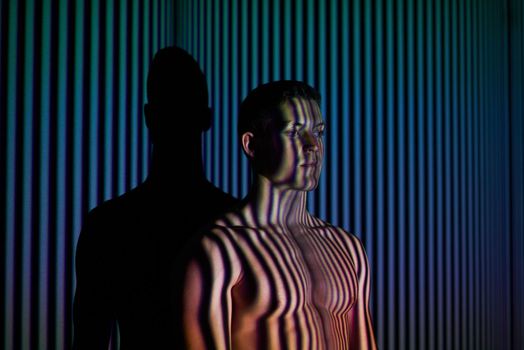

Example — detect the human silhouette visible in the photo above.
[73,46,239,349]
[177,81,377,349]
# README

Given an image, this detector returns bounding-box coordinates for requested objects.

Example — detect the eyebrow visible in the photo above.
[282,121,326,128]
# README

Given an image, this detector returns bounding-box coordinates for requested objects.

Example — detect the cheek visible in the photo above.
[283,140,303,165]
[271,140,301,180]
[256,137,285,173]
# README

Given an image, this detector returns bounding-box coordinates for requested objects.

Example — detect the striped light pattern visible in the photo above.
[182,94,376,349]
[1,0,174,348]
[183,216,374,349]
[175,0,523,349]
[510,0,524,347]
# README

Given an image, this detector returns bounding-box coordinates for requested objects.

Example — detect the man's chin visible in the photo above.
[301,179,319,192]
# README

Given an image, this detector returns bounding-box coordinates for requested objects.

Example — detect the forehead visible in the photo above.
[278,97,323,125]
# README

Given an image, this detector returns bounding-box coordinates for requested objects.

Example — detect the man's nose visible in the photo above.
[302,132,319,152]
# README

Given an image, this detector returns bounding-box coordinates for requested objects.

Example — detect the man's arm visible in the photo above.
[181,228,241,350]
[72,211,114,349]
[347,234,378,350]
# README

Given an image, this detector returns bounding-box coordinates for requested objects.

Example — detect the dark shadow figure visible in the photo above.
[73,46,239,349]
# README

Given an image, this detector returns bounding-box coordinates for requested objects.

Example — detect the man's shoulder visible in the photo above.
[75,186,146,262]
[80,184,148,242]
[307,217,364,247]
[307,216,345,234]
[86,183,147,219]
[201,219,245,240]
[191,210,254,245]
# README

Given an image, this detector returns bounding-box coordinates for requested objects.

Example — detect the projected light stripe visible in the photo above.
[183,219,374,349]
[175,0,522,349]
[38,2,51,346]
[0,0,173,348]
[511,0,524,348]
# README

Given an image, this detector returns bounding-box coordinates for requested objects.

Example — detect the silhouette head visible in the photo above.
[239,80,324,191]
[144,46,212,147]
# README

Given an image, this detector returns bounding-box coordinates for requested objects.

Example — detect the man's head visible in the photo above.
[239,80,325,191]
[144,46,211,146]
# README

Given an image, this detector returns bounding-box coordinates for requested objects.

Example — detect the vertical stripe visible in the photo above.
[385,0,395,346]
[510,0,524,348]
[22,0,35,348]
[4,0,19,348]
[54,1,69,346]
[221,0,230,193]
[341,0,350,233]
[231,0,239,197]
[38,1,52,347]
[88,0,100,208]
[117,0,128,195]
[317,0,327,221]
[329,1,339,226]
[103,0,113,200]
[72,0,85,262]
[352,0,362,238]
[130,0,139,188]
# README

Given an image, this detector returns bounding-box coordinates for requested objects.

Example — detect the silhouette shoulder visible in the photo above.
[202,185,239,211]
[87,184,146,219]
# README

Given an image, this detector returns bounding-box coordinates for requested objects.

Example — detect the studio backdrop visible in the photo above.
[1,0,523,349]
[175,0,524,348]
[1,0,173,348]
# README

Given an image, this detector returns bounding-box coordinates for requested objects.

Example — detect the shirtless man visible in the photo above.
[180,80,377,349]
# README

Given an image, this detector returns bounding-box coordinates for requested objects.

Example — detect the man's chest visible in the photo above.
[234,228,358,317]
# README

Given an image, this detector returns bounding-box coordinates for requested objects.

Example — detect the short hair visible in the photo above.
[238,80,321,138]
[146,46,208,107]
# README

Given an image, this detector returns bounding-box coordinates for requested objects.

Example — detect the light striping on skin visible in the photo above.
[185,217,375,349]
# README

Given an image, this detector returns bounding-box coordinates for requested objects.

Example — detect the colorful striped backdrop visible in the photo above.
[175,0,523,349]
[1,0,173,348]
[1,0,522,349]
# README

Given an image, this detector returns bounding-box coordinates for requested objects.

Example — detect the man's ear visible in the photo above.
[241,132,255,158]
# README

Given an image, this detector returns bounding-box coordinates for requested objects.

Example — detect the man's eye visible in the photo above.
[287,130,299,137]
[314,130,324,137]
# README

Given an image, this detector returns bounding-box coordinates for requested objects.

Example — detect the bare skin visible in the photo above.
[182,95,377,349]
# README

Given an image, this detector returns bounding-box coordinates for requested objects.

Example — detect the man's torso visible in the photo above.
[211,218,360,349]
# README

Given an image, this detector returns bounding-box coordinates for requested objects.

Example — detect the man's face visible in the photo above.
[255,97,325,191]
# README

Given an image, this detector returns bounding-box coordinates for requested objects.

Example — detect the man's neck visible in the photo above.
[148,146,208,189]
[244,175,311,228]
